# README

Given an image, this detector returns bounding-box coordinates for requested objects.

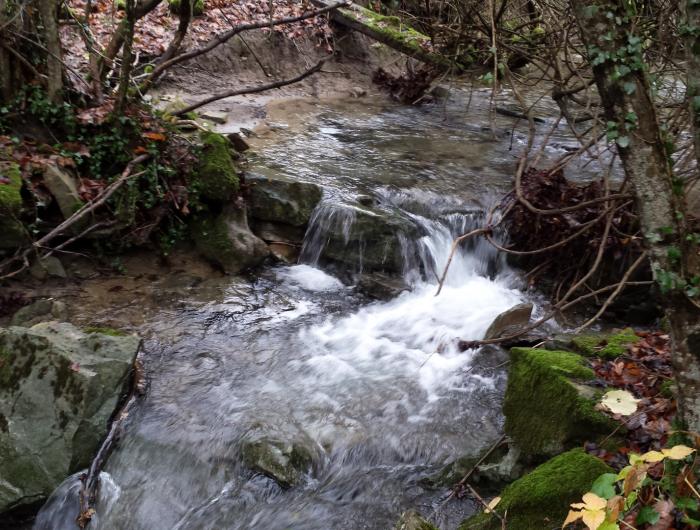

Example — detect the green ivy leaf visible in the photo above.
[617,136,630,148]
[591,473,618,499]
[636,506,660,525]
[623,82,636,94]
[676,497,699,511]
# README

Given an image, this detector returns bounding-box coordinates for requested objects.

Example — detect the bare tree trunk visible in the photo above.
[571,0,700,431]
[115,0,136,115]
[688,0,700,177]
[158,0,192,65]
[99,0,162,79]
[38,0,63,103]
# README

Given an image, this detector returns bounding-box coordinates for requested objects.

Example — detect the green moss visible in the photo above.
[194,132,239,202]
[168,0,204,15]
[190,213,232,264]
[340,6,453,68]
[83,327,127,337]
[459,449,612,530]
[0,163,27,249]
[571,328,638,359]
[504,348,617,459]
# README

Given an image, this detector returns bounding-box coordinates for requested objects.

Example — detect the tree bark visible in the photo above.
[38,0,63,103]
[158,0,191,65]
[99,0,162,79]
[115,0,136,115]
[571,0,700,431]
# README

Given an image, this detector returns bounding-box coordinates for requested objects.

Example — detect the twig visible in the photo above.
[466,483,506,526]
[435,227,490,296]
[78,340,147,528]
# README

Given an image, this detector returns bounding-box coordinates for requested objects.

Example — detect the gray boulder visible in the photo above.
[247,173,323,228]
[0,322,138,515]
[483,303,533,340]
[42,164,83,220]
[10,299,67,327]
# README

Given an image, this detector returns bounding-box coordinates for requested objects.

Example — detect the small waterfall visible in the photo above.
[298,193,506,286]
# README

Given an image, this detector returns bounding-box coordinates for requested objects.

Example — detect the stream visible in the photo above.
[34,88,592,529]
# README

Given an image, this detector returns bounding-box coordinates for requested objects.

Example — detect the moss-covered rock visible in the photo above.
[194,132,239,202]
[394,510,439,530]
[0,162,27,249]
[168,0,204,15]
[503,348,617,460]
[571,328,638,359]
[190,204,269,274]
[458,449,612,530]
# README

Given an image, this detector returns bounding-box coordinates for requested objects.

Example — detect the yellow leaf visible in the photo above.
[581,508,606,530]
[600,390,640,416]
[641,450,665,463]
[607,495,624,521]
[485,496,501,514]
[563,509,583,528]
[571,503,587,509]
[623,465,647,496]
[617,465,632,480]
[662,445,696,460]
[582,492,607,511]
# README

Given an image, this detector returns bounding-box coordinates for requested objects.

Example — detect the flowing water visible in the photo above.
[34,88,589,529]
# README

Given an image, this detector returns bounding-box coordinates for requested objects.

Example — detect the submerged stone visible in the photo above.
[190,204,269,274]
[240,437,315,488]
[503,348,616,460]
[394,510,439,530]
[458,449,612,530]
[10,299,68,327]
[0,322,138,516]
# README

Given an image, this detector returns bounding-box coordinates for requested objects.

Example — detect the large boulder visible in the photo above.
[247,173,323,229]
[459,449,612,530]
[0,162,27,250]
[0,322,139,516]
[503,348,616,461]
[190,204,269,274]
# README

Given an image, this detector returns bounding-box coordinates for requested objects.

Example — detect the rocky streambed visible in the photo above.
[1,89,631,529]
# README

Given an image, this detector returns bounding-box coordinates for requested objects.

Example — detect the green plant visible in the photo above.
[563,444,698,529]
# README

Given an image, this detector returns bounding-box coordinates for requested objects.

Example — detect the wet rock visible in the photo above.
[0,322,139,516]
[458,449,612,530]
[240,438,315,488]
[503,348,617,461]
[190,204,269,274]
[483,302,533,340]
[305,203,426,274]
[247,173,323,228]
[0,162,27,250]
[350,86,367,98]
[252,220,306,245]
[227,132,250,152]
[11,299,67,326]
[429,84,451,101]
[195,132,239,201]
[357,272,409,300]
[42,163,83,220]
[29,256,67,280]
[268,242,299,264]
[394,510,438,530]
[422,442,520,493]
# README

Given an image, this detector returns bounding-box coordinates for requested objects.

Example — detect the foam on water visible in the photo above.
[277,264,345,292]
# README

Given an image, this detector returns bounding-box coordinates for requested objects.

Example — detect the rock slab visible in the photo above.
[0,322,139,515]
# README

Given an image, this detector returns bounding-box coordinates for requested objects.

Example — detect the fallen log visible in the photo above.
[312,0,456,70]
